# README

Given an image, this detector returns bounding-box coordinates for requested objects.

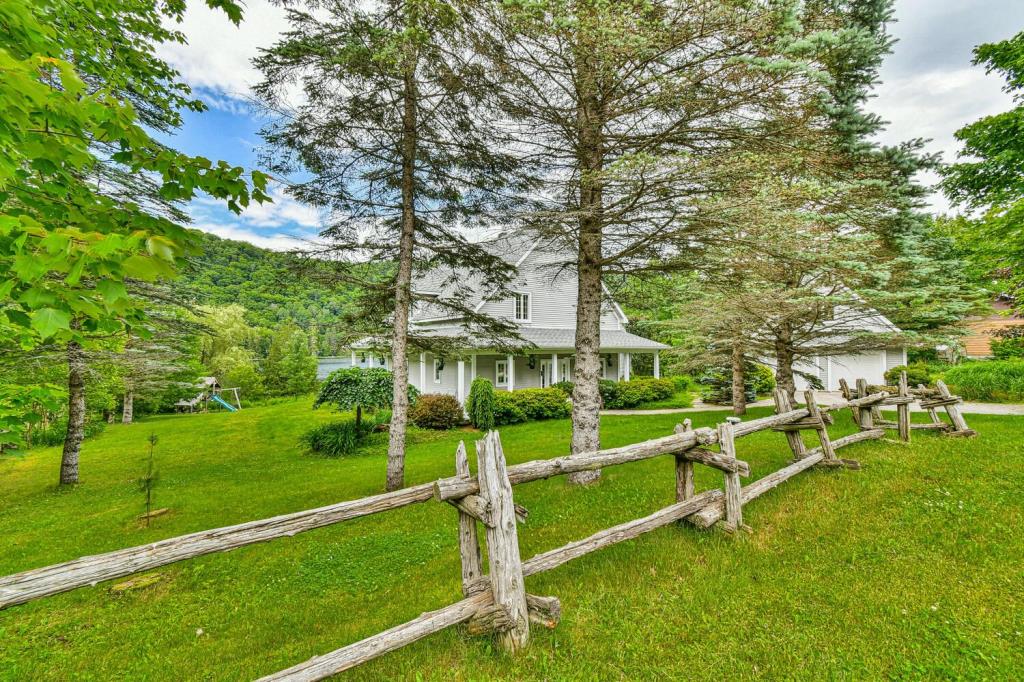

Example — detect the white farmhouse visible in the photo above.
[317,232,668,403]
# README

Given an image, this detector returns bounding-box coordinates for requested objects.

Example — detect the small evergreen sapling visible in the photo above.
[137,433,160,526]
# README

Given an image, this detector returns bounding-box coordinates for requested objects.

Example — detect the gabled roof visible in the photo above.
[354,326,667,351]
[411,230,628,325]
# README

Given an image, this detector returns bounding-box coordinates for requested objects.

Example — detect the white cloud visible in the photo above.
[191,220,317,252]
[157,1,287,100]
[871,65,1016,213]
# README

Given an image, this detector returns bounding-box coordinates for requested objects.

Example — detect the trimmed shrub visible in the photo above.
[612,377,675,408]
[598,377,676,409]
[884,363,933,387]
[493,392,527,425]
[508,388,572,420]
[551,381,575,396]
[409,393,463,430]
[466,378,496,430]
[942,360,1024,402]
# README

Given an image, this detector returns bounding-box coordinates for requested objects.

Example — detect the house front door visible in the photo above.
[560,358,572,383]
[539,360,551,388]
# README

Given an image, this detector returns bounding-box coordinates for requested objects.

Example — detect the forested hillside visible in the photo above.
[178,231,367,354]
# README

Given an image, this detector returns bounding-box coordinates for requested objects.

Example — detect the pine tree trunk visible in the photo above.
[774,324,797,403]
[568,49,604,486]
[60,340,86,486]
[731,342,746,416]
[122,384,134,424]
[385,35,419,493]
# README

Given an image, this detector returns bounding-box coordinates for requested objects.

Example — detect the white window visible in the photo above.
[433,359,443,383]
[513,292,531,322]
[495,360,508,386]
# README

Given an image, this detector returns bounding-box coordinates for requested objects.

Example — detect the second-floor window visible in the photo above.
[513,292,531,321]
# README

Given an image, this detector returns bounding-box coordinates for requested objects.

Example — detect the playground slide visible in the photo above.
[210,394,238,412]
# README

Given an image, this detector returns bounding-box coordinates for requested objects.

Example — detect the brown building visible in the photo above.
[963,299,1024,358]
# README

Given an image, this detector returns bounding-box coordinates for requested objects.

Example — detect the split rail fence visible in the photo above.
[0,373,976,680]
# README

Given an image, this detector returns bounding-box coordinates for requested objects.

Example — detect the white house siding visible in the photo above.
[800,350,889,390]
[476,258,622,331]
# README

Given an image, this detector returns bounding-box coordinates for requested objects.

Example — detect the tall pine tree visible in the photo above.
[256,0,529,491]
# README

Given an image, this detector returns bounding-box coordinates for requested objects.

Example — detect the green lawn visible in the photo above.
[1,398,1022,680]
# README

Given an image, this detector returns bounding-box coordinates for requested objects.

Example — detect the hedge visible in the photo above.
[493,388,571,425]
[942,360,1024,402]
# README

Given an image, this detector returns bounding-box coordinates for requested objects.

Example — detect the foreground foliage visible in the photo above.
[0,398,1020,679]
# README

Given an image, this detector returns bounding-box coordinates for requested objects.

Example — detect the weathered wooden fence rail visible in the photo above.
[0,373,975,680]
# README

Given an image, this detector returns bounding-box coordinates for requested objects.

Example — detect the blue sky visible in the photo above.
[158,0,1024,250]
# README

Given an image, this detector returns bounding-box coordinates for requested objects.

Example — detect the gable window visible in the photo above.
[433,359,444,383]
[513,292,531,322]
[495,360,508,386]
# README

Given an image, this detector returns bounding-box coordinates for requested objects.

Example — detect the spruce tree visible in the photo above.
[481,0,827,481]
[256,0,530,491]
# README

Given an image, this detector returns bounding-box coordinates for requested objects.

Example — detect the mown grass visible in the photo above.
[0,398,1021,680]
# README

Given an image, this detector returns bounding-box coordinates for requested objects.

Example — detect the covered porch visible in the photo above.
[411,347,664,404]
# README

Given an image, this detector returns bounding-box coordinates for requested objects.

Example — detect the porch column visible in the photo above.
[350,350,357,368]
[551,352,558,384]
[367,352,374,368]
[470,354,477,383]
[624,353,631,381]
[507,354,515,391]
[653,352,660,379]
[457,359,466,404]
[419,353,426,390]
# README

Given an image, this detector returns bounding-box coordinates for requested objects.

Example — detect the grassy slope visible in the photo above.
[0,399,1022,680]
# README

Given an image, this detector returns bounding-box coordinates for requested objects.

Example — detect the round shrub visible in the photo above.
[409,393,464,430]
[884,363,932,387]
[466,377,496,430]
[493,392,527,425]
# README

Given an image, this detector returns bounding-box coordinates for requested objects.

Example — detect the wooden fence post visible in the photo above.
[453,442,484,596]
[773,389,807,461]
[475,431,529,652]
[804,390,838,463]
[918,384,946,428]
[718,422,743,532]
[839,378,861,428]
[855,379,875,430]
[674,420,694,502]
[935,380,976,437]
[897,372,911,443]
